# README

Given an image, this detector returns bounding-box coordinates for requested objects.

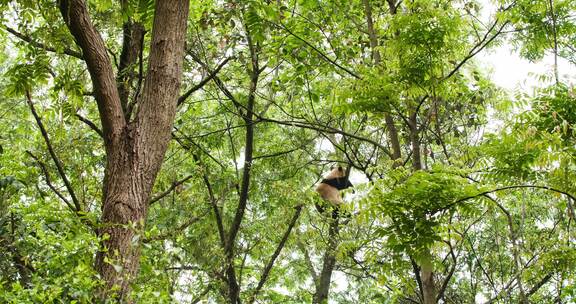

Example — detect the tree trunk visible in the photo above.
[313,213,340,304]
[363,0,402,164]
[58,0,190,300]
[409,109,436,303]
[421,258,436,304]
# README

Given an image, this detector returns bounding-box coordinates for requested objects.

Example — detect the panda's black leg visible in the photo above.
[314,201,326,214]
[334,205,351,221]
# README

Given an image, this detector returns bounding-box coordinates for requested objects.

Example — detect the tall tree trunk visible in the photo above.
[58,0,190,300]
[313,213,340,304]
[363,0,402,164]
[409,109,436,304]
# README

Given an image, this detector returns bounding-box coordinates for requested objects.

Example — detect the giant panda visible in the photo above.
[315,165,353,206]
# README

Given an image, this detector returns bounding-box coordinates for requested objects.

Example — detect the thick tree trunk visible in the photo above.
[59,0,190,300]
[313,214,340,304]
[95,154,149,299]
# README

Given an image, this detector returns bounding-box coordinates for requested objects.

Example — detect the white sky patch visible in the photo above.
[348,170,368,186]
[316,137,336,153]
[478,0,576,92]
[475,293,488,304]
[235,148,245,169]
[477,47,576,92]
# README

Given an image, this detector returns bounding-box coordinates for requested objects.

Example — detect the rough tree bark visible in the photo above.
[58,0,190,300]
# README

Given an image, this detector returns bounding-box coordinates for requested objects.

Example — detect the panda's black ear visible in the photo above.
[330,166,335,170]
[337,166,343,171]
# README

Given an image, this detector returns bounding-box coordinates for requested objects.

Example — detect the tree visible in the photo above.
[3,0,190,300]
[60,0,190,299]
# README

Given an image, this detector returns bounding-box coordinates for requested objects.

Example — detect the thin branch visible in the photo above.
[75,113,103,137]
[269,21,361,79]
[174,131,226,169]
[26,91,81,212]
[249,205,303,303]
[174,135,227,248]
[439,184,576,213]
[187,51,249,115]
[191,286,212,304]
[253,147,300,160]
[183,123,252,139]
[437,240,457,302]
[200,164,227,249]
[26,151,74,211]
[442,19,510,82]
[526,273,554,297]
[4,26,83,59]
[411,257,424,302]
[148,174,194,205]
[413,95,429,126]
[298,240,319,287]
[547,0,559,84]
[177,57,233,106]
[257,117,393,158]
[143,213,205,243]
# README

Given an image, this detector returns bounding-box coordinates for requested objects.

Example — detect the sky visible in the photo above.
[477,0,576,92]
[478,46,576,92]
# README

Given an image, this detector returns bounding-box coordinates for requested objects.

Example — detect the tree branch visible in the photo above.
[224,19,262,302]
[298,240,319,287]
[26,150,74,211]
[148,175,194,205]
[270,21,361,79]
[191,286,212,304]
[439,184,576,213]
[173,136,227,248]
[75,113,103,137]
[249,205,303,303]
[177,56,233,106]
[116,17,145,121]
[143,213,205,243]
[58,0,126,146]
[187,51,249,115]
[436,240,457,302]
[257,117,393,158]
[526,273,554,297]
[442,18,509,82]
[4,26,83,59]
[26,91,81,212]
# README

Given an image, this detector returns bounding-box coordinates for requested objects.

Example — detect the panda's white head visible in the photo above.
[324,165,345,179]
